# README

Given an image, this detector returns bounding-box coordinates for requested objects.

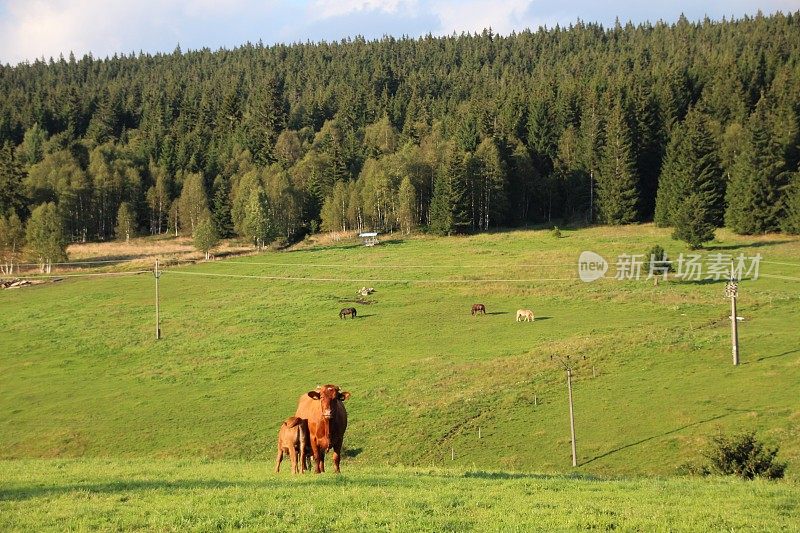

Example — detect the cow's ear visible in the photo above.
[338,391,351,401]
[307,391,321,400]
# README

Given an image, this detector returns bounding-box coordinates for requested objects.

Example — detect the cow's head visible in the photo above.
[307,384,350,419]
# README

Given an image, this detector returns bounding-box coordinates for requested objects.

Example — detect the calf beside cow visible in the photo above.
[275,384,350,475]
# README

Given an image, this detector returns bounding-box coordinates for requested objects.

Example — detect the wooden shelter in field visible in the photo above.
[359,232,380,246]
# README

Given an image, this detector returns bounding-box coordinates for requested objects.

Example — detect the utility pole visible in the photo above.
[589,169,594,224]
[725,277,739,366]
[552,355,583,467]
[154,258,161,340]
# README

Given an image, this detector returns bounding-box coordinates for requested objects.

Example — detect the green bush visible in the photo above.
[648,244,673,273]
[702,431,787,480]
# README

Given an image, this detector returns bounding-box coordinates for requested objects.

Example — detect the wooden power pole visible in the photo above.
[154,258,161,340]
[552,355,582,467]
[725,278,739,365]
[566,367,577,467]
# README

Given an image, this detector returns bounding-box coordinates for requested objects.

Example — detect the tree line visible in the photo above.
[2,11,800,269]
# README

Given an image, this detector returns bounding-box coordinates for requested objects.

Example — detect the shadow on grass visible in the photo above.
[705,240,793,251]
[462,470,588,481]
[0,473,460,501]
[581,410,743,467]
[344,448,363,458]
[485,312,510,316]
[746,349,800,364]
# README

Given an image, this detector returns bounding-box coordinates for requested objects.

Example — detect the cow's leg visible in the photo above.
[275,448,284,473]
[332,443,342,473]
[309,441,323,473]
[318,450,325,473]
[288,445,298,474]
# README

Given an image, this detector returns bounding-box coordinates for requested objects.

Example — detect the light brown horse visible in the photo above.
[471,303,486,315]
[516,309,535,322]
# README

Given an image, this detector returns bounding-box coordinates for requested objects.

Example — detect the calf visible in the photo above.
[275,416,309,474]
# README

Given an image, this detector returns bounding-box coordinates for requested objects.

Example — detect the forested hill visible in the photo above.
[1,12,800,250]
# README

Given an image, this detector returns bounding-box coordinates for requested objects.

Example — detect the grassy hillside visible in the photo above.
[2,460,798,531]
[1,225,799,479]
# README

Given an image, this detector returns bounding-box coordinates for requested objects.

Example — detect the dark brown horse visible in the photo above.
[339,307,357,319]
[471,303,486,315]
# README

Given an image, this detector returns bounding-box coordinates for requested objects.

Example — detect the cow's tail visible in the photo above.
[283,416,302,428]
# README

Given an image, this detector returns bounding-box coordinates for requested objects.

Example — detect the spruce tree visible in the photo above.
[655,107,724,245]
[726,97,788,234]
[780,175,800,234]
[211,176,234,238]
[672,193,716,248]
[597,100,639,224]
[429,145,467,235]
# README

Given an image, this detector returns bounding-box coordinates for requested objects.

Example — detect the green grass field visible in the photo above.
[2,460,798,531]
[2,225,799,528]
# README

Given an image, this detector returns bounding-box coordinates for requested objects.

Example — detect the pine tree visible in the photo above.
[780,174,800,234]
[211,176,234,238]
[0,141,27,217]
[726,97,788,234]
[115,202,135,242]
[429,144,467,235]
[25,202,67,273]
[655,107,724,240]
[597,100,639,224]
[672,193,716,248]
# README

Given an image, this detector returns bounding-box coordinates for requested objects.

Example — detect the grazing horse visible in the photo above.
[516,309,535,322]
[339,307,357,319]
[275,416,309,474]
[471,303,486,315]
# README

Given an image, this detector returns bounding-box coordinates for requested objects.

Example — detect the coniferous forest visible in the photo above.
[2,12,800,260]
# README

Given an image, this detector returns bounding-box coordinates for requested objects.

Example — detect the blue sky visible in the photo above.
[1,0,798,65]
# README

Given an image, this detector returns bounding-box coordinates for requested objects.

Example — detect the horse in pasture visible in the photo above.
[516,309,535,322]
[339,307,357,319]
[295,384,350,473]
[275,416,309,474]
[471,303,486,315]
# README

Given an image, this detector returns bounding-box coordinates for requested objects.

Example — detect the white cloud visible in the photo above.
[307,0,419,20]
[430,0,546,35]
[0,0,277,64]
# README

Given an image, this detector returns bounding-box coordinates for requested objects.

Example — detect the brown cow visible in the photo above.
[295,384,350,473]
[275,416,309,474]
[471,303,486,315]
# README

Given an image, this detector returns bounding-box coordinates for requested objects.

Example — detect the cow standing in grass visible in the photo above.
[275,416,309,474]
[295,384,350,473]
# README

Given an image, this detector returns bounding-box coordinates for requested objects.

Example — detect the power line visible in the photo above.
[220,260,575,269]
[162,270,581,283]
[10,270,152,279]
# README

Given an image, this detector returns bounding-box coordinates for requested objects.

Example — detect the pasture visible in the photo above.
[2,460,799,531]
[1,225,799,527]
